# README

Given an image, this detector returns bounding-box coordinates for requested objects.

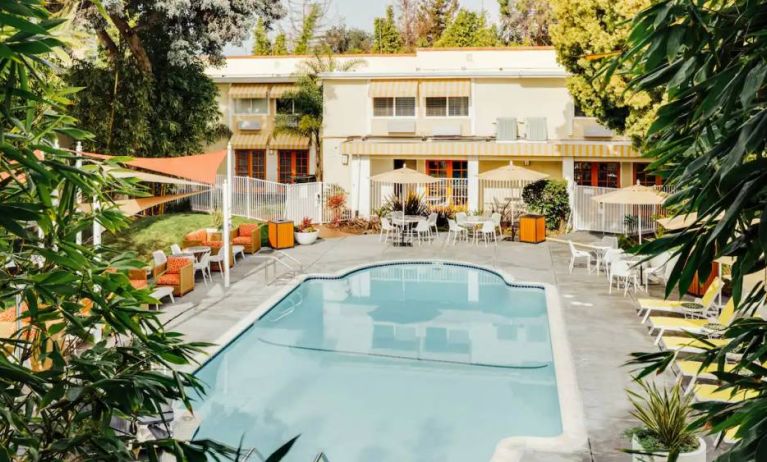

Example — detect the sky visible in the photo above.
[225,0,500,55]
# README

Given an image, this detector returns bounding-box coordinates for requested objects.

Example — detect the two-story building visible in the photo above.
[207,48,656,218]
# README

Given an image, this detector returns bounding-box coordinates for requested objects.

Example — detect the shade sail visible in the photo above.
[478,161,548,182]
[420,79,471,97]
[80,191,205,216]
[230,84,268,98]
[106,167,206,186]
[231,132,269,149]
[591,183,667,205]
[369,80,419,97]
[371,165,439,184]
[84,150,227,185]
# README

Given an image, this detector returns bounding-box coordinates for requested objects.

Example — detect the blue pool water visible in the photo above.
[192,263,562,461]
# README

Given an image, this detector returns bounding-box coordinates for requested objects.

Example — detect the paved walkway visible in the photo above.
[159,232,706,462]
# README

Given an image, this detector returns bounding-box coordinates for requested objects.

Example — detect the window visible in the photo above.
[574,161,620,188]
[235,98,268,114]
[425,160,468,205]
[234,150,266,179]
[278,150,309,183]
[276,98,296,115]
[425,97,469,117]
[633,163,662,186]
[373,97,415,117]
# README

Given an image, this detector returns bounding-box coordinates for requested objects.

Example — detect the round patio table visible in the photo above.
[461,216,489,244]
[390,215,424,247]
[182,245,211,262]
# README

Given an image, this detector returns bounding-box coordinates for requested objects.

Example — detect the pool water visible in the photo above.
[192,263,562,461]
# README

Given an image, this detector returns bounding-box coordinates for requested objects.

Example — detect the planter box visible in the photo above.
[295,230,319,245]
[268,220,294,249]
[519,214,546,244]
[631,436,706,462]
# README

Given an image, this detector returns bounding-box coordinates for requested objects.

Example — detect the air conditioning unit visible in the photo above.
[496,117,518,141]
[387,120,416,134]
[238,120,261,131]
[526,117,548,141]
[584,124,614,138]
[431,124,462,137]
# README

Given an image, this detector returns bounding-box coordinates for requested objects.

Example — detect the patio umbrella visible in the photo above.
[592,182,667,244]
[656,211,727,231]
[370,164,439,184]
[478,160,548,182]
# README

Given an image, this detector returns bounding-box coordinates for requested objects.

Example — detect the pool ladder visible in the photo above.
[313,452,328,462]
[253,248,304,285]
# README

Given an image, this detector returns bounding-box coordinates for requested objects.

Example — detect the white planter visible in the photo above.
[295,230,319,245]
[631,435,706,462]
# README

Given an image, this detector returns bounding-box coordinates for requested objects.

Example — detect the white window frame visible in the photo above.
[372,97,417,118]
[234,97,269,115]
[424,96,470,118]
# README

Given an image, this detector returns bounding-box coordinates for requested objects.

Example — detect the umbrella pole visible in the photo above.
[638,213,642,245]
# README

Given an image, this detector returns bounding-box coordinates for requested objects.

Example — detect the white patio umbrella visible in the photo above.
[370,164,439,184]
[478,160,549,182]
[656,211,727,231]
[592,182,667,244]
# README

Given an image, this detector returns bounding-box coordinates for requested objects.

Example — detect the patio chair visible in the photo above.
[456,212,468,227]
[643,252,677,288]
[413,220,432,245]
[601,248,625,278]
[152,250,167,268]
[491,212,502,236]
[648,297,737,345]
[609,259,639,295]
[446,219,467,245]
[427,212,438,237]
[193,250,212,286]
[380,217,398,243]
[478,220,497,247]
[233,245,246,262]
[639,276,722,324]
[153,256,194,296]
[208,247,226,277]
[597,235,619,248]
[568,241,592,273]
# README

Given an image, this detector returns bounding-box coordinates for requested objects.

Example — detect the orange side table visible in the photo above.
[518,214,546,244]
[268,220,295,249]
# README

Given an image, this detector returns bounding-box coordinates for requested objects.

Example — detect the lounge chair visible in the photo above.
[639,277,723,324]
[692,383,759,403]
[659,335,729,353]
[648,297,736,345]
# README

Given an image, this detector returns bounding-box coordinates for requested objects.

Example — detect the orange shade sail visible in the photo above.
[84,150,226,185]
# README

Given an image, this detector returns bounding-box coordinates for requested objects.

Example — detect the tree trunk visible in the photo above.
[108,13,153,74]
[313,131,322,181]
[96,29,120,63]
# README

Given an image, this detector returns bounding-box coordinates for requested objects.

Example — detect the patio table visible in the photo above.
[584,243,612,275]
[461,216,490,245]
[390,215,424,247]
[182,245,211,262]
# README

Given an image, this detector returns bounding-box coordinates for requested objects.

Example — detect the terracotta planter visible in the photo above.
[295,230,319,245]
[631,436,706,462]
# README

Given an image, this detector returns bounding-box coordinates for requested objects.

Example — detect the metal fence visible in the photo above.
[571,185,669,234]
[370,178,468,213]
[185,175,350,224]
[479,179,535,214]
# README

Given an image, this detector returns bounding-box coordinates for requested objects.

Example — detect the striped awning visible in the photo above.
[230,84,269,98]
[231,132,269,149]
[270,84,298,98]
[271,133,310,150]
[341,140,639,158]
[420,80,471,97]
[369,80,419,97]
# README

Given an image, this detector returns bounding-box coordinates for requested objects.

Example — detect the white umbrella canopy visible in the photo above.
[592,182,667,244]
[370,164,439,184]
[478,161,549,182]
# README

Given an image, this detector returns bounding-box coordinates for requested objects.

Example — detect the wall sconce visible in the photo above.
[523,160,531,166]
[341,154,350,165]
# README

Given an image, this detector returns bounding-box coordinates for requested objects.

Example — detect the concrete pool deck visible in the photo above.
[159,232,710,462]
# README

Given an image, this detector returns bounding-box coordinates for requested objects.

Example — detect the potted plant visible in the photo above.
[625,380,706,462]
[294,217,319,245]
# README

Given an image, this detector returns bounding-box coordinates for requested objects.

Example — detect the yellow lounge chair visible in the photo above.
[649,298,736,345]
[660,336,730,353]
[693,383,759,403]
[639,277,722,324]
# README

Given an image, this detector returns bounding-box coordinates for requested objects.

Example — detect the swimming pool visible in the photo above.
[190,262,583,461]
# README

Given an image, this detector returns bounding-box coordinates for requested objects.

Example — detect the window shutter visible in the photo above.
[526,117,548,141]
[496,118,518,141]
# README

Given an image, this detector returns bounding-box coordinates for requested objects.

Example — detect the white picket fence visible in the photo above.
[571,185,668,234]
[184,175,350,224]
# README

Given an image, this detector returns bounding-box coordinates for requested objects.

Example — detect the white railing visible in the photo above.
[370,178,468,213]
[479,179,535,213]
[184,175,350,224]
[572,185,669,234]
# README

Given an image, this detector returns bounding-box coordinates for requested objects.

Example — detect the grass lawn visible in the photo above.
[104,212,267,261]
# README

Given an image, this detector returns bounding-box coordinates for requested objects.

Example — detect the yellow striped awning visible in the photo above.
[271,133,310,150]
[369,80,419,97]
[230,84,269,98]
[231,132,269,149]
[340,140,639,158]
[420,80,471,97]
[270,84,298,98]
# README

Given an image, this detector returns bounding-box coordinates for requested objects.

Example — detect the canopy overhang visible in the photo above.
[341,140,639,158]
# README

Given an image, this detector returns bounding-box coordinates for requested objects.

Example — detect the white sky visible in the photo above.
[225,0,500,55]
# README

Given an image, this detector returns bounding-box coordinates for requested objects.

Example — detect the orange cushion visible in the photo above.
[186,230,206,241]
[156,274,181,285]
[239,223,260,238]
[233,236,251,245]
[166,256,191,274]
[207,241,224,249]
[0,308,16,322]
[130,280,148,289]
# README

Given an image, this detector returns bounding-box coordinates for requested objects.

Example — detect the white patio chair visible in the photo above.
[568,241,592,273]
[491,212,502,236]
[456,212,468,227]
[610,259,639,295]
[193,250,212,286]
[380,217,398,243]
[427,212,438,237]
[597,235,619,249]
[233,245,246,262]
[447,218,467,245]
[170,244,183,255]
[413,220,431,245]
[478,220,497,247]
[601,248,625,279]
[643,251,676,288]
[208,247,226,278]
[152,250,167,267]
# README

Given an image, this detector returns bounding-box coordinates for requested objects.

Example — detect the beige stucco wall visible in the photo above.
[323,80,369,137]
[322,138,352,191]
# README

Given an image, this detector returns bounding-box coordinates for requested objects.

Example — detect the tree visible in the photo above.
[274,55,364,180]
[498,0,554,46]
[71,0,285,74]
[396,0,419,50]
[415,0,458,47]
[373,5,404,53]
[550,0,657,143]
[0,2,290,459]
[273,32,289,55]
[604,1,767,460]
[322,24,373,54]
[252,17,272,55]
[435,9,498,48]
[293,3,320,54]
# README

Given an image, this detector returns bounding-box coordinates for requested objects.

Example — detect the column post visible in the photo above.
[562,157,575,229]
[468,156,479,212]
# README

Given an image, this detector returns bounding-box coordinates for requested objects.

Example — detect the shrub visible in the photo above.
[326,191,347,225]
[522,179,571,230]
[382,192,429,216]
